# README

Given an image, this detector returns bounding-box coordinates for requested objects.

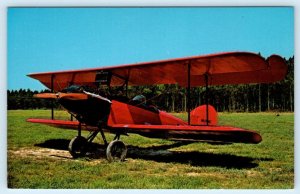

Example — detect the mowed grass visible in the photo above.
[7,110,294,189]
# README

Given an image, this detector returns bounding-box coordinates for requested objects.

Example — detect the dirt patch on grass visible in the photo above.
[9,148,73,160]
[186,172,227,179]
[246,170,264,178]
[8,147,174,163]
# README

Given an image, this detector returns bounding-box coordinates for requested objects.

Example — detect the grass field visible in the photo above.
[7,110,294,189]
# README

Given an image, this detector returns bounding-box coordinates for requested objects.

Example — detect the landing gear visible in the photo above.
[69,122,127,162]
[68,136,87,158]
[106,140,127,162]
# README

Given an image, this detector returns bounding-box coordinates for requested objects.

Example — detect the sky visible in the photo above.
[7,7,294,91]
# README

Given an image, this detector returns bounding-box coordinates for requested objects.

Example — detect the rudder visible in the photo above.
[190,105,217,125]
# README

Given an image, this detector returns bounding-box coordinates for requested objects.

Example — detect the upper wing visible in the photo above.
[27,52,287,91]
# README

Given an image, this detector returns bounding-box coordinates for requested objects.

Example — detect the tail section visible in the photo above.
[190,105,217,126]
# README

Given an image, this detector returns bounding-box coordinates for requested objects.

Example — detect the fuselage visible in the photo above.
[58,95,187,127]
[29,92,262,144]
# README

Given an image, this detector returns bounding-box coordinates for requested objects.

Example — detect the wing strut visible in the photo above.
[187,61,191,125]
[205,73,209,126]
[51,74,54,120]
[125,79,129,97]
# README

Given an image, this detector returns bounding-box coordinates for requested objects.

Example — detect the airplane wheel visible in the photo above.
[68,136,87,158]
[106,140,127,162]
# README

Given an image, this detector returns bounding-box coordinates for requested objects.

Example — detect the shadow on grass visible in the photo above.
[35,139,272,169]
[35,139,70,150]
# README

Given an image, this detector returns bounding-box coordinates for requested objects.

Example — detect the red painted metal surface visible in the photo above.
[27,52,287,91]
[190,105,218,125]
[107,100,187,126]
[26,51,289,145]
[27,118,80,129]
[109,124,262,144]
[34,93,89,100]
[26,118,99,131]
[28,100,262,144]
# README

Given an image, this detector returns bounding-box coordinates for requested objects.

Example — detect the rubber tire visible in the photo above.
[106,140,127,162]
[68,136,87,158]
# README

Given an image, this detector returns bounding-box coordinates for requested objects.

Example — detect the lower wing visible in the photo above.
[27,118,96,131]
[27,118,261,144]
[109,124,262,144]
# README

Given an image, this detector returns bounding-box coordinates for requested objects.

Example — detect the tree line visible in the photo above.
[7,56,294,112]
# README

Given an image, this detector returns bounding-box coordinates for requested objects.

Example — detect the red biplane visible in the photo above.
[27,52,287,162]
